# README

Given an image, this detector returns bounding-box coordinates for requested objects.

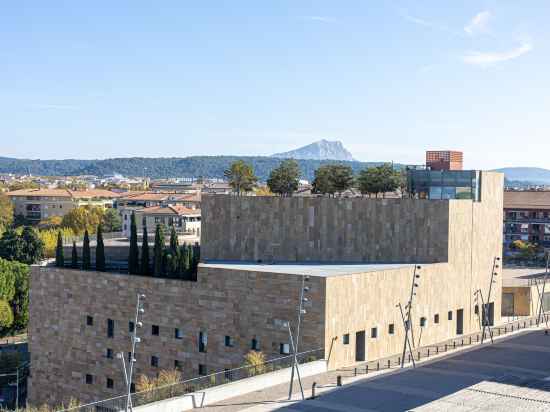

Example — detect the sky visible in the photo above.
[1,1,549,169]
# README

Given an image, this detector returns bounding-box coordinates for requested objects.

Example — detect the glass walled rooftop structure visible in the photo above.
[407,169,481,201]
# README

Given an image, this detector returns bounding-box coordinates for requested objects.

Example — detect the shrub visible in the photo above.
[0,299,14,334]
[243,350,266,376]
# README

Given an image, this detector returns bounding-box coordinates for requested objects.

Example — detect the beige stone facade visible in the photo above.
[28,171,503,406]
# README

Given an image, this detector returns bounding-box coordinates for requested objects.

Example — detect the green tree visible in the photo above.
[267,159,300,197]
[128,212,140,275]
[176,246,186,278]
[0,193,13,234]
[61,206,104,235]
[71,241,78,269]
[0,229,23,263]
[224,160,258,195]
[169,226,178,254]
[330,164,354,195]
[55,231,64,267]
[82,230,91,270]
[311,165,335,196]
[153,224,164,276]
[140,225,150,276]
[0,300,14,335]
[96,224,105,271]
[357,164,399,198]
[102,208,122,232]
[0,227,44,264]
[10,261,29,332]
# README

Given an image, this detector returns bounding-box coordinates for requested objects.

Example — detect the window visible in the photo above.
[434,314,440,324]
[151,356,159,367]
[128,352,133,363]
[152,325,159,336]
[343,334,350,345]
[106,378,114,389]
[388,324,395,335]
[251,338,260,351]
[199,331,207,352]
[130,383,136,393]
[106,348,113,359]
[174,360,182,369]
[224,335,234,347]
[448,311,453,321]
[85,374,93,384]
[199,364,207,376]
[280,343,290,355]
[420,317,427,327]
[474,305,479,315]
[129,321,135,333]
[371,327,378,338]
[107,319,114,338]
[86,315,93,326]
[175,328,183,339]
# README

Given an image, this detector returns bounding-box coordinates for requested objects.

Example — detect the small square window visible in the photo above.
[199,331,207,352]
[152,325,159,336]
[251,338,260,351]
[175,328,183,339]
[434,314,440,324]
[130,383,136,393]
[106,348,113,359]
[107,319,114,338]
[420,317,427,327]
[106,378,114,389]
[371,327,378,338]
[388,324,395,334]
[474,305,479,315]
[128,352,133,363]
[224,335,234,347]
[85,374,93,384]
[151,356,159,367]
[86,316,93,326]
[448,311,453,321]
[343,334,350,345]
[174,360,182,369]
[129,321,135,333]
[199,364,207,375]
[280,343,290,354]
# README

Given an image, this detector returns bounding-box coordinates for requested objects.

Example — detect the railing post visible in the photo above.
[337,376,342,386]
[427,349,430,357]
[354,367,357,376]
[377,362,380,371]
[311,382,317,399]
[366,364,369,374]
[387,359,390,368]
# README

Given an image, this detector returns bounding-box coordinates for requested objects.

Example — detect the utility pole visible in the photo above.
[400,265,421,368]
[396,303,416,368]
[536,253,550,326]
[288,275,310,400]
[481,257,499,344]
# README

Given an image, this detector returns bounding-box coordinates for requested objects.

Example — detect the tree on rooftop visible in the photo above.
[267,159,300,197]
[82,230,91,270]
[128,212,140,275]
[55,231,64,267]
[96,224,105,271]
[140,225,150,276]
[224,160,258,195]
[153,224,164,277]
[71,241,78,269]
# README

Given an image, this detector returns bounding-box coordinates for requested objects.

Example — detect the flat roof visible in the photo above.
[200,262,417,277]
[503,267,548,287]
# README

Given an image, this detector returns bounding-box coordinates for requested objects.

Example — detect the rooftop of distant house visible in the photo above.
[118,191,201,202]
[6,188,121,199]
[504,190,550,210]
[200,261,417,277]
[138,205,201,216]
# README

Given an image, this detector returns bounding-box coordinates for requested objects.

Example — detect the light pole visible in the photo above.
[400,265,421,368]
[287,275,310,400]
[121,293,146,412]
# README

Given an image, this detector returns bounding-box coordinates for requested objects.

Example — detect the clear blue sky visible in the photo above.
[1,1,548,169]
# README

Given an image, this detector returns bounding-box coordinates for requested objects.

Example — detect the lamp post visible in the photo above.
[400,265,421,368]
[287,275,310,400]
[120,293,146,412]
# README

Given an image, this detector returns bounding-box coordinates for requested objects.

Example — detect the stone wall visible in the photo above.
[202,196,450,264]
[28,266,325,406]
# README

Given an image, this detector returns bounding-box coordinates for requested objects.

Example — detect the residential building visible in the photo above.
[503,190,550,249]
[116,192,200,210]
[6,188,120,223]
[425,150,463,171]
[121,205,201,238]
[28,171,503,406]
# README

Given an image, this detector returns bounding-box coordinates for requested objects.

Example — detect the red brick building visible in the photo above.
[426,151,463,171]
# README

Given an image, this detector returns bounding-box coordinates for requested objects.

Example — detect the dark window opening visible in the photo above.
[343,334,350,344]
[107,319,114,338]
[86,315,93,326]
[106,378,114,389]
[389,324,395,334]
[448,311,453,321]
[151,356,159,367]
[85,374,93,384]
[371,327,378,338]
[199,364,207,376]
[434,314,440,324]
[152,325,159,336]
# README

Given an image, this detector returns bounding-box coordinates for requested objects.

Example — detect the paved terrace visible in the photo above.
[197,320,550,412]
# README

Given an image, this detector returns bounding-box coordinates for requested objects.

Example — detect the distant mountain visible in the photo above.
[494,167,550,185]
[0,156,399,182]
[271,139,355,161]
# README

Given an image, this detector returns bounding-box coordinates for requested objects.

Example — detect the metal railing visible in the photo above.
[62,232,125,245]
[57,348,324,412]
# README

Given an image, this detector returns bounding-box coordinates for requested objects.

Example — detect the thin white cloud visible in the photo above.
[398,9,463,37]
[462,42,533,66]
[303,16,336,23]
[464,11,491,36]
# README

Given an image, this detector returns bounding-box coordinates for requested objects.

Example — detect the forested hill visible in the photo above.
[0,156,400,181]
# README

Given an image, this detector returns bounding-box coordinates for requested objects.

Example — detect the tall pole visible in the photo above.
[288,275,309,400]
[126,293,145,412]
[397,303,415,368]
[287,324,304,400]
[401,265,420,368]
[481,257,499,344]
[15,366,19,412]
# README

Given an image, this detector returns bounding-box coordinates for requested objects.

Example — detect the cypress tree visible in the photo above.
[128,212,140,275]
[71,241,78,269]
[140,225,150,276]
[153,224,164,277]
[183,244,191,279]
[176,247,186,279]
[191,242,200,281]
[82,230,91,270]
[96,224,105,271]
[55,231,64,267]
[169,226,178,254]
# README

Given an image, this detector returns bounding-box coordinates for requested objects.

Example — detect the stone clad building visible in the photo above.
[28,171,503,406]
